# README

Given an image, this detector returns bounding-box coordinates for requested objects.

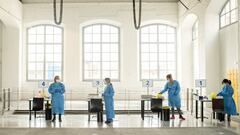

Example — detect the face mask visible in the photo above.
[56,79,60,83]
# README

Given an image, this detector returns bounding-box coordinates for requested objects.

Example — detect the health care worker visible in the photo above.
[160,74,185,120]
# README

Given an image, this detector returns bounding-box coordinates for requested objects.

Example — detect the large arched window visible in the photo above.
[192,21,200,81]
[83,24,120,81]
[140,24,176,81]
[220,0,238,28]
[27,24,63,81]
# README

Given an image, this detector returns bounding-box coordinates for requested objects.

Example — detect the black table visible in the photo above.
[28,98,51,120]
[195,98,212,122]
[87,96,103,122]
[141,97,163,120]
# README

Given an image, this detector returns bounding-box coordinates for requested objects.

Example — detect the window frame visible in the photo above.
[82,23,121,82]
[192,21,200,81]
[219,0,238,29]
[139,23,177,81]
[26,24,64,81]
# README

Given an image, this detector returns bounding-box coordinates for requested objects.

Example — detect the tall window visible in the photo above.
[140,24,176,81]
[83,24,120,81]
[27,25,63,81]
[220,0,238,28]
[192,21,200,80]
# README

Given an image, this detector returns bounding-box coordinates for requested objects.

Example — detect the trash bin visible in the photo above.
[45,103,52,120]
[162,106,170,121]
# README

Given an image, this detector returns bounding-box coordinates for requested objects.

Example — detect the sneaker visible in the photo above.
[180,116,186,120]
[51,117,56,122]
[170,116,175,119]
[105,121,111,124]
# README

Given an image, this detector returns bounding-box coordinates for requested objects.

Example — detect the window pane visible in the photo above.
[110,71,118,79]
[92,62,101,70]
[110,53,118,61]
[102,62,110,70]
[92,44,101,52]
[54,35,62,43]
[92,25,100,33]
[141,44,149,52]
[159,34,166,42]
[84,71,93,79]
[231,9,237,23]
[92,34,100,42]
[149,44,158,52]
[83,24,120,80]
[28,28,37,35]
[27,25,63,81]
[111,44,118,52]
[102,71,110,78]
[28,45,36,54]
[102,34,110,42]
[92,53,101,61]
[140,24,176,80]
[46,35,54,43]
[102,44,111,52]
[36,45,44,53]
[28,35,36,43]
[110,62,118,70]
[46,26,54,34]
[149,34,157,42]
[102,53,110,61]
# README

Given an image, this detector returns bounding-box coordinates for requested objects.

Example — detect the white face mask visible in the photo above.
[55,79,60,83]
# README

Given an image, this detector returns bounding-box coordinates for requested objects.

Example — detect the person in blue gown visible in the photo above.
[217,79,237,122]
[160,74,185,120]
[48,76,65,122]
[102,78,115,124]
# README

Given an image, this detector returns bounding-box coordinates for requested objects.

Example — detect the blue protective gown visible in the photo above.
[217,85,237,115]
[48,82,65,115]
[160,80,181,108]
[102,84,115,121]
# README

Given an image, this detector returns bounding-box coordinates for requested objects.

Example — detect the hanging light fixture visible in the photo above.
[53,0,63,25]
[132,0,142,30]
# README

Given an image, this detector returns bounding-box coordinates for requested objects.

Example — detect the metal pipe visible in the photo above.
[187,88,189,111]
[7,88,10,111]
[191,89,194,115]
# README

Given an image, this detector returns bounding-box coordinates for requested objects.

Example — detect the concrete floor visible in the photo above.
[0,127,239,135]
[0,112,240,134]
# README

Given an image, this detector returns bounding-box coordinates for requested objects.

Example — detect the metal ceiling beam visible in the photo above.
[179,0,189,10]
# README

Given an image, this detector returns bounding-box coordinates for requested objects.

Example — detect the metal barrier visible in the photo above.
[1,88,11,115]
[5,87,194,112]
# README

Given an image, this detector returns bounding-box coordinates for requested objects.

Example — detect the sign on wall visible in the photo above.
[142,79,153,88]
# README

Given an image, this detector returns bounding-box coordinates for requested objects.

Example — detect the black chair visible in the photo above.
[32,98,44,118]
[89,98,103,122]
[212,98,225,121]
[151,98,163,119]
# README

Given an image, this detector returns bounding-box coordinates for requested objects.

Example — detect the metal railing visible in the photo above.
[2,87,194,113]
[1,88,11,115]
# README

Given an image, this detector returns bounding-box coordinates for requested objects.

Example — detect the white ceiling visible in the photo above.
[21,0,179,4]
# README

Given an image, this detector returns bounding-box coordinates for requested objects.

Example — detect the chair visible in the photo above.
[89,98,103,122]
[212,98,224,121]
[32,97,44,118]
[151,98,163,119]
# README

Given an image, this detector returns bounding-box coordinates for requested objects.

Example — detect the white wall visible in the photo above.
[0,0,22,90]
[219,23,239,78]
[178,0,229,94]
[21,3,178,99]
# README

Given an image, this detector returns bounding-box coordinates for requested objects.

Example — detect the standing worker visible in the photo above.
[102,78,115,124]
[217,79,237,122]
[48,76,65,122]
[160,74,185,120]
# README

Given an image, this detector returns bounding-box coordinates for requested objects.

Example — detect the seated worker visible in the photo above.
[217,79,237,122]
[160,74,185,120]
